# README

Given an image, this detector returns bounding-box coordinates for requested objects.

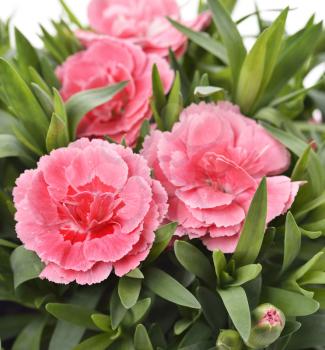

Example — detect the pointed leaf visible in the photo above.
[233,178,267,266]
[262,287,319,316]
[236,9,287,113]
[66,81,127,138]
[174,240,215,286]
[46,113,69,152]
[118,277,141,309]
[134,324,153,350]
[73,334,115,350]
[168,18,228,64]
[281,212,301,275]
[10,246,44,288]
[144,268,201,309]
[207,0,246,88]
[46,303,97,329]
[218,286,251,341]
[145,222,177,264]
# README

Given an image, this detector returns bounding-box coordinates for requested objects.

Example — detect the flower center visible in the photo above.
[57,177,124,243]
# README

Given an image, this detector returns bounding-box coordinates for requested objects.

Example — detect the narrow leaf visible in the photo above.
[66,81,127,138]
[207,0,246,88]
[118,277,141,309]
[10,246,44,288]
[144,268,201,309]
[281,212,301,275]
[134,324,154,350]
[233,178,267,266]
[218,286,251,341]
[174,240,215,286]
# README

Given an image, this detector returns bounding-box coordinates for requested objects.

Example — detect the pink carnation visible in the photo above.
[78,0,211,58]
[142,102,301,253]
[13,139,168,285]
[56,38,173,145]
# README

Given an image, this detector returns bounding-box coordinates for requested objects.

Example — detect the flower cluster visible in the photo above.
[13,0,300,286]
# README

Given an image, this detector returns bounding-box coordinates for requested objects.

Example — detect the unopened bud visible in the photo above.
[246,303,285,349]
[216,329,244,350]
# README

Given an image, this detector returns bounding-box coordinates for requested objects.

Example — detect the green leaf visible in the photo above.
[207,0,246,89]
[31,83,54,117]
[91,314,112,332]
[174,240,215,287]
[151,64,167,114]
[123,298,152,327]
[300,271,325,285]
[134,324,154,350]
[281,212,301,275]
[196,286,227,330]
[291,145,311,181]
[0,134,32,161]
[233,178,267,266]
[287,251,324,282]
[66,81,127,138]
[144,268,201,309]
[174,319,194,335]
[10,246,44,288]
[53,88,67,122]
[145,222,177,264]
[287,314,325,349]
[236,9,288,113]
[73,334,115,350]
[29,67,52,96]
[12,317,46,350]
[264,124,325,196]
[15,28,40,81]
[212,250,227,285]
[40,56,60,89]
[261,287,319,316]
[118,277,142,309]
[58,0,83,28]
[0,109,19,135]
[227,264,262,287]
[218,286,251,341]
[262,22,322,106]
[163,72,182,130]
[46,113,69,152]
[110,288,127,330]
[0,239,18,249]
[0,58,49,147]
[194,86,225,100]
[49,286,103,350]
[126,268,144,279]
[46,303,97,329]
[168,18,228,64]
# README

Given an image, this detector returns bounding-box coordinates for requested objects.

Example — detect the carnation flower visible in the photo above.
[142,102,301,253]
[56,38,173,145]
[77,0,210,58]
[13,138,168,285]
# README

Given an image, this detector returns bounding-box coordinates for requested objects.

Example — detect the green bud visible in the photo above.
[246,303,286,349]
[216,329,244,350]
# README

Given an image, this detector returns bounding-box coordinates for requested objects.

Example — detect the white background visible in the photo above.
[1,0,325,47]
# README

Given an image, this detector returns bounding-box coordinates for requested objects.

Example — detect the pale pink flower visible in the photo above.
[78,0,211,58]
[13,139,168,285]
[142,102,301,253]
[56,38,173,146]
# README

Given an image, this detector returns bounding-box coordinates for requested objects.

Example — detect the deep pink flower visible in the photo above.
[142,102,301,253]
[56,38,173,145]
[13,139,168,285]
[78,0,211,58]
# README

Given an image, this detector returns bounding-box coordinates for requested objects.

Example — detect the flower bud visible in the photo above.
[246,303,286,349]
[216,329,244,350]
